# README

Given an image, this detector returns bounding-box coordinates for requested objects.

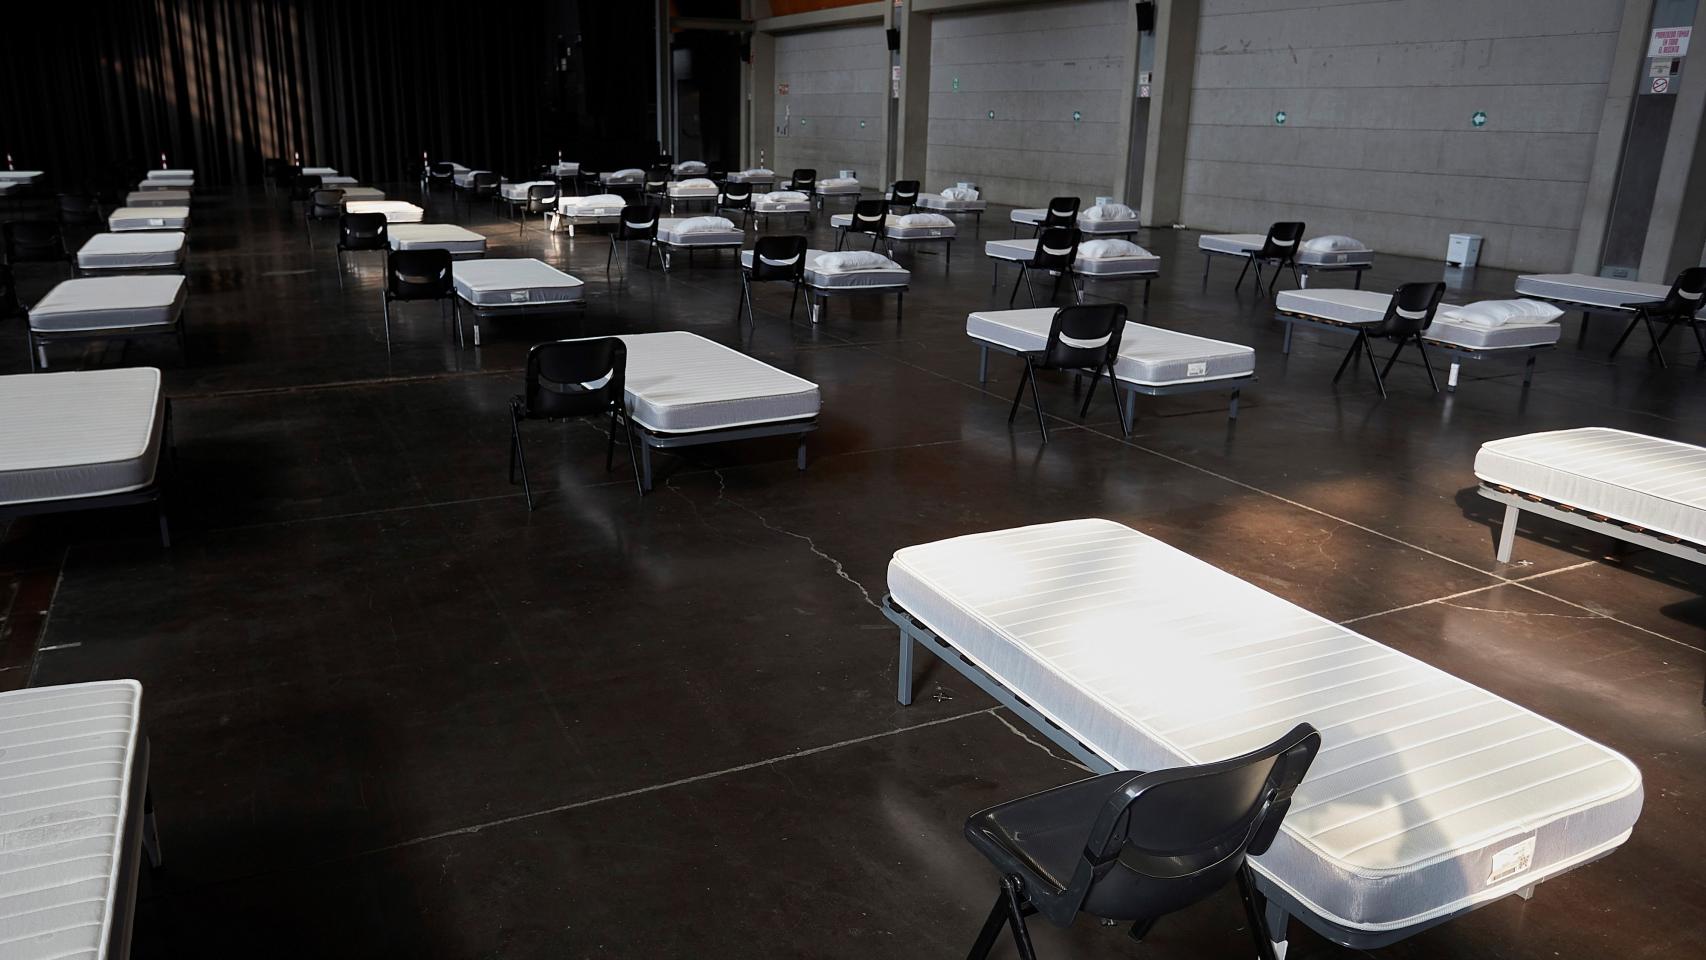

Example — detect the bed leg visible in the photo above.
[157,504,171,549]
[1201,252,1211,288]
[796,436,808,471]
[1516,883,1536,901]
[1496,503,1520,563]
[978,345,990,383]
[1227,389,1240,420]
[142,785,163,868]
[640,440,655,493]
[1522,354,1536,387]
[1447,360,1460,392]
[897,629,916,705]
[1124,388,1138,425]
[1281,321,1293,355]
[1577,311,1590,347]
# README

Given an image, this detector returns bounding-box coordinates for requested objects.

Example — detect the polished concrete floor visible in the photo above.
[2,185,1702,959]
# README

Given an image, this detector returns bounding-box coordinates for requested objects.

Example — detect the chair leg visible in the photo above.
[1024,269,1039,309]
[1642,312,1669,369]
[1009,265,1026,307]
[1025,356,1049,442]
[1414,336,1439,392]
[381,295,392,349]
[1107,362,1131,437]
[965,890,1011,960]
[1364,331,1388,398]
[1332,332,1365,383]
[1007,360,1032,424]
[738,271,753,326]
[1380,338,1407,379]
[510,405,533,510]
[1234,255,1252,291]
[623,418,644,494]
[336,249,345,288]
[789,281,801,324]
[141,786,163,868]
[606,408,619,470]
[1079,366,1100,418]
[1235,866,1283,960]
[1607,313,1642,358]
[1001,876,1041,960]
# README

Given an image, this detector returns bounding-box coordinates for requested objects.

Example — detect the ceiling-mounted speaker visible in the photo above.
[886,28,900,51]
[1136,2,1155,32]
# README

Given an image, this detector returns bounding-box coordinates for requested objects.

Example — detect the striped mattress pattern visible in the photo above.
[0,367,164,506]
[1476,428,1706,545]
[0,680,143,960]
[609,331,820,434]
[887,518,1642,933]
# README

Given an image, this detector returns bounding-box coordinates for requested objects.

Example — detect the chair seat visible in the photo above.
[965,771,1135,907]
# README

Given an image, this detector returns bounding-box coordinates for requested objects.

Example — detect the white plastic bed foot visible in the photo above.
[1269,939,1288,960]
[1448,361,1461,391]
[1496,503,1520,562]
[897,630,915,705]
[1516,883,1536,900]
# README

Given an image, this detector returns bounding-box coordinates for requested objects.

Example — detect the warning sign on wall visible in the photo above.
[1651,75,1672,94]
[777,83,789,95]
[1649,26,1691,57]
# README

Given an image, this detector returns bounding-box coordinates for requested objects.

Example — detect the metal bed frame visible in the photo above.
[456,296,587,347]
[27,308,188,372]
[0,399,175,547]
[630,415,816,492]
[972,335,1247,420]
[1277,307,1553,393]
[986,252,1155,307]
[1200,245,1371,291]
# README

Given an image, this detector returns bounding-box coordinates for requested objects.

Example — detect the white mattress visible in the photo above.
[302,166,338,177]
[344,200,423,223]
[657,219,743,246]
[76,233,186,271]
[740,249,911,289]
[1277,290,1561,350]
[109,207,188,231]
[985,239,1158,276]
[1476,429,1706,544]
[1513,274,1688,313]
[917,195,987,212]
[340,187,385,201]
[1011,208,1141,234]
[0,369,163,503]
[1299,247,1373,267]
[829,214,957,241]
[727,170,775,183]
[968,309,1251,385]
[453,170,489,188]
[500,180,555,201]
[1199,233,1267,255]
[387,224,487,256]
[754,199,811,214]
[321,175,357,186]
[604,331,820,433]
[556,197,626,218]
[601,171,644,185]
[552,162,580,176]
[0,680,145,960]
[136,179,192,190]
[453,258,584,307]
[668,181,720,198]
[30,276,186,333]
[146,169,192,179]
[0,170,45,181]
[816,179,861,195]
[888,518,1644,936]
[124,190,189,207]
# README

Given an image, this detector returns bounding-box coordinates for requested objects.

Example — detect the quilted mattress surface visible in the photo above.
[1476,428,1706,544]
[76,233,186,270]
[604,331,820,433]
[0,368,163,503]
[968,308,1250,385]
[453,258,584,307]
[30,276,186,332]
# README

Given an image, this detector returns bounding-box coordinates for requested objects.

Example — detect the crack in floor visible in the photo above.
[992,709,1092,773]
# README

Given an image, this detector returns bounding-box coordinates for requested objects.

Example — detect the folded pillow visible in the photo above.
[812,250,899,272]
[940,186,980,201]
[1081,202,1138,221]
[1444,298,1564,328]
[675,178,717,189]
[1078,239,1151,260]
[1301,234,1368,253]
[741,168,776,177]
[818,177,859,188]
[897,213,954,228]
[674,216,737,234]
[609,168,645,178]
[760,191,809,203]
[675,161,707,172]
[566,193,627,207]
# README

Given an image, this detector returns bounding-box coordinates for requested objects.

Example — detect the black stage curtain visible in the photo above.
[0,0,638,189]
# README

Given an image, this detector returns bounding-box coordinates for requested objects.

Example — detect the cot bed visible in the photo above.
[665,177,721,215]
[500,179,555,202]
[1202,234,1374,289]
[0,169,45,183]
[739,248,909,325]
[109,206,188,232]
[75,232,187,274]
[146,168,192,179]
[1513,273,1703,350]
[0,179,35,199]
[831,213,956,269]
[319,175,357,186]
[344,200,422,222]
[452,258,585,346]
[302,166,338,177]
[549,194,627,235]
[577,331,820,491]
[1010,202,1141,239]
[967,308,1251,420]
[601,168,646,189]
[1275,289,1561,393]
[124,189,190,208]
[671,160,709,177]
[339,186,386,202]
[137,177,193,191]
[885,517,1644,953]
[26,276,188,371]
[916,187,986,231]
[752,190,813,228]
[815,177,862,209]
[452,168,491,189]
[656,217,744,270]
[727,167,777,189]
[0,680,164,960]
[552,161,580,178]
[0,369,174,543]
[985,238,1160,306]
[387,224,487,259]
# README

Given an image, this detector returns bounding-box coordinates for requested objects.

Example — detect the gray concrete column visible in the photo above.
[1574,0,1657,274]
[1640,0,1706,280]
[894,5,932,183]
[748,31,777,171]
[1140,0,1199,226]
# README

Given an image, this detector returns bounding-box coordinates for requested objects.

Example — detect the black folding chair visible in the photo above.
[287,174,322,212]
[463,172,499,218]
[1607,266,1706,369]
[1029,196,1080,237]
[887,179,920,213]
[716,181,753,230]
[382,248,461,348]
[273,163,302,197]
[1007,302,1130,443]
[1333,280,1447,398]
[1010,227,1082,308]
[1236,221,1306,297]
[335,212,389,288]
[509,338,641,508]
[643,165,671,203]
[606,204,659,280]
[785,168,817,205]
[426,162,455,192]
[837,199,888,252]
[962,723,1320,960]
[57,193,104,228]
[2,220,73,278]
[738,235,807,334]
[519,182,560,235]
[305,188,345,244]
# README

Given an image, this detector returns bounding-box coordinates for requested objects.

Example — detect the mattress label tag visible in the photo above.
[1487,836,1536,885]
[149,219,164,226]
[1187,361,1208,377]
[510,290,530,303]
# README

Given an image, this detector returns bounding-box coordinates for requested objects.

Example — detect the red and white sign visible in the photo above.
[1649,26,1690,57]
[777,83,789,95]
[1651,75,1672,94]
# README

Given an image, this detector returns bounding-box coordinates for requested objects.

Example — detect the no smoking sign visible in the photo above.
[1652,76,1671,94]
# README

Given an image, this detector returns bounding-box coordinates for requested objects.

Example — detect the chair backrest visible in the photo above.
[339,212,389,251]
[470,172,499,195]
[523,338,627,421]
[1061,723,1320,925]
[263,157,282,179]
[790,168,817,194]
[525,182,560,213]
[387,248,453,300]
[428,162,454,179]
[274,163,302,189]
[849,199,888,236]
[1258,222,1306,261]
[1374,281,1447,338]
[889,179,919,206]
[1042,196,1081,230]
[654,154,674,168]
[289,174,323,201]
[1656,266,1706,317]
[719,181,752,206]
[1042,302,1127,372]
[615,204,659,241]
[645,166,670,191]
[3,220,66,262]
[57,193,100,222]
[309,189,346,218]
[1029,227,1081,271]
[750,235,808,282]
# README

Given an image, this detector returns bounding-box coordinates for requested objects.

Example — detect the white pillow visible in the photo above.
[742,168,775,177]
[1082,202,1138,221]
[940,186,980,201]
[1301,234,1368,253]
[761,191,809,202]
[818,177,859,188]
[674,216,737,234]
[675,178,717,189]
[1445,299,1564,328]
[813,250,899,272]
[1078,239,1150,260]
[610,168,644,178]
[897,213,954,228]
[675,161,707,172]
